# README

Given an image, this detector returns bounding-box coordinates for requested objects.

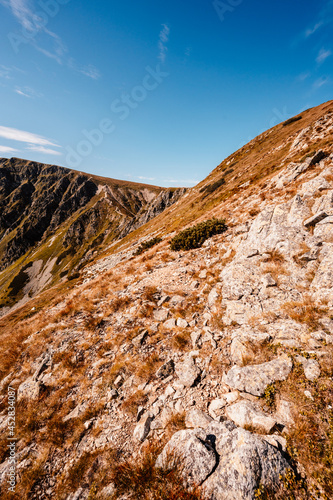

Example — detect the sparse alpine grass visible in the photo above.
[170,218,227,251]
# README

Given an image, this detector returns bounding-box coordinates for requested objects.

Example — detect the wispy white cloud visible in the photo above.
[1,0,101,79]
[185,47,192,58]
[300,1,333,41]
[305,21,324,37]
[68,59,101,80]
[0,125,59,147]
[158,24,170,63]
[0,65,12,79]
[313,76,330,89]
[26,145,62,155]
[297,72,311,81]
[0,0,34,30]
[0,145,19,154]
[0,64,24,80]
[316,47,332,64]
[14,86,43,98]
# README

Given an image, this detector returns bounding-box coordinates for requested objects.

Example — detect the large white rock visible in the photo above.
[185,409,213,429]
[295,356,321,381]
[223,356,293,396]
[225,400,276,434]
[175,356,201,387]
[153,309,169,322]
[156,428,216,487]
[201,421,290,500]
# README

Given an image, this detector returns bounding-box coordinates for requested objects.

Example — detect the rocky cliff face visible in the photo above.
[0,101,333,499]
[0,159,185,311]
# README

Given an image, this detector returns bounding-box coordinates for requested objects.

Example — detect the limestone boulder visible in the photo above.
[223,357,293,396]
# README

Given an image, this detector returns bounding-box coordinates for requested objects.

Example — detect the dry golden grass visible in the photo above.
[106,295,131,315]
[282,297,328,331]
[122,390,148,417]
[164,412,187,439]
[279,354,333,499]
[142,286,158,302]
[263,262,289,284]
[0,445,51,500]
[109,441,203,500]
[239,339,276,367]
[262,249,286,264]
[171,331,190,351]
[136,353,161,382]
[138,302,155,319]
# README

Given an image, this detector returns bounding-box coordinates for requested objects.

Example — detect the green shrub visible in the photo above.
[282,116,302,127]
[170,218,227,251]
[135,237,162,255]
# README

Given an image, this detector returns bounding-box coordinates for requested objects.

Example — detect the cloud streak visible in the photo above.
[0,125,59,147]
[14,86,43,98]
[0,145,19,154]
[313,76,330,89]
[1,0,101,79]
[158,24,170,63]
[305,21,323,37]
[26,145,62,155]
[316,48,331,64]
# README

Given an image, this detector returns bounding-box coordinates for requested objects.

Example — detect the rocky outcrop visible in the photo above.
[156,421,290,499]
[118,187,186,239]
[223,357,293,396]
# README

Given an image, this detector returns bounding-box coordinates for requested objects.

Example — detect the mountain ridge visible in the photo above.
[0,100,332,499]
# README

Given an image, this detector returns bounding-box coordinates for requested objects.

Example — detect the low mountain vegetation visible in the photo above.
[170,218,228,251]
[134,236,162,255]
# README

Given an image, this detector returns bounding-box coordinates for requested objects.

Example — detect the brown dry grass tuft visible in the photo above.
[262,249,286,264]
[282,297,328,331]
[171,331,190,351]
[164,412,186,438]
[136,353,161,382]
[109,441,203,500]
[122,390,148,417]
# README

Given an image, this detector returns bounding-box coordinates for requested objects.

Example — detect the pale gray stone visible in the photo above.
[17,377,41,402]
[262,273,277,287]
[163,318,176,329]
[63,402,88,422]
[177,318,188,328]
[132,329,148,346]
[175,356,201,387]
[133,412,153,442]
[230,338,250,366]
[153,308,169,322]
[185,409,213,429]
[156,360,175,379]
[202,422,290,500]
[208,287,220,307]
[156,429,216,487]
[275,398,295,426]
[295,356,321,381]
[223,357,293,396]
[225,400,276,434]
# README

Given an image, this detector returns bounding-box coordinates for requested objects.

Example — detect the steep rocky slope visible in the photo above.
[0,158,185,313]
[0,101,332,499]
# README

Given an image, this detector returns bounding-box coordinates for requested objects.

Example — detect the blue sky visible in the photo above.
[0,0,332,187]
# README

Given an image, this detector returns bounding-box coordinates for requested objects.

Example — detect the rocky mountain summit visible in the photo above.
[0,101,333,499]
